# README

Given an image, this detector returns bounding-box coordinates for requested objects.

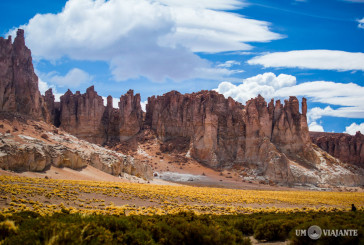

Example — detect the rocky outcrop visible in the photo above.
[0,126,152,180]
[58,86,106,144]
[146,91,321,183]
[310,131,364,168]
[0,29,48,121]
[44,88,143,145]
[145,91,364,186]
[146,90,245,167]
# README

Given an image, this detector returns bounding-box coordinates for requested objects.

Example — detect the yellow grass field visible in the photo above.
[1,175,363,216]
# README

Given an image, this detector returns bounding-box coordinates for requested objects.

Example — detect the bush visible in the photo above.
[235,218,256,235]
[0,220,18,240]
[254,220,286,241]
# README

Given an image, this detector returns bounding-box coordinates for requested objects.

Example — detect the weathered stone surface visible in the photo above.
[0,131,153,180]
[145,91,325,183]
[310,131,364,168]
[118,90,143,141]
[0,29,48,121]
[44,87,144,145]
[58,86,106,144]
[146,90,245,168]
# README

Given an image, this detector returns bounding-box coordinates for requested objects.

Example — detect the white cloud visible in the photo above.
[248,50,364,71]
[140,100,148,112]
[358,18,364,29]
[309,122,324,132]
[217,60,241,68]
[38,78,51,95]
[215,72,296,104]
[157,0,247,10]
[47,68,93,88]
[101,96,119,109]
[37,77,63,102]
[9,0,281,82]
[215,72,364,126]
[344,122,364,135]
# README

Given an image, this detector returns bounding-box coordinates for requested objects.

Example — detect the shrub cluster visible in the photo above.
[0,211,362,245]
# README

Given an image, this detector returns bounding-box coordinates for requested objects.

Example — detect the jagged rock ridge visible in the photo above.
[44,87,143,145]
[310,131,364,168]
[146,91,364,186]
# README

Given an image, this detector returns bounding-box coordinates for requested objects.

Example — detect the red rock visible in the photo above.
[0,29,48,121]
[310,131,364,168]
[45,87,144,145]
[145,91,320,183]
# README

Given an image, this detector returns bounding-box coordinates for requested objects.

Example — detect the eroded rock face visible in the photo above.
[146,91,246,168]
[0,131,153,180]
[58,86,106,144]
[0,29,48,121]
[310,131,364,168]
[44,87,144,145]
[145,91,326,183]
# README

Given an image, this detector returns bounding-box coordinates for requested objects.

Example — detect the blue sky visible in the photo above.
[1,0,364,134]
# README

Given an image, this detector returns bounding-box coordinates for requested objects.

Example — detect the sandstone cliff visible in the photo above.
[310,131,364,168]
[0,29,48,121]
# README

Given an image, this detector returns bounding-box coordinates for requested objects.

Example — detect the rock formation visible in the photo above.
[44,87,143,145]
[0,117,152,180]
[146,91,320,183]
[310,131,364,168]
[145,91,364,186]
[57,86,106,144]
[0,29,48,121]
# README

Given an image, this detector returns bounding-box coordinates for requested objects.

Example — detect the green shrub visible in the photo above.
[254,220,286,241]
[0,220,18,240]
[235,218,256,235]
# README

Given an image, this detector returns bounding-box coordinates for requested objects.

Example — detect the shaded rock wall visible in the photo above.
[310,131,364,168]
[44,88,143,145]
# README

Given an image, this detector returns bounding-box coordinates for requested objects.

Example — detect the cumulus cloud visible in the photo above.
[344,122,364,135]
[215,72,296,104]
[358,18,364,29]
[215,72,364,130]
[248,50,364,71]
[9,0,281,82]
[46,68,93,88]
[309,122,324,132]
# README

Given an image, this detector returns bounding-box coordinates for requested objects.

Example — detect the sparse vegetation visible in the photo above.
[0,175,363,244]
